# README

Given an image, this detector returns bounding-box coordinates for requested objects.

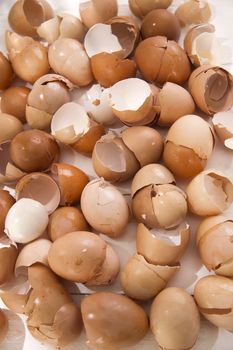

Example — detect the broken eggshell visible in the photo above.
[129,0,172,18]
[0,52,14,91]
[0,309,8,343]
[0,190,15,235]
[188,65,233,115]
[175,0,211,27]
[1,86,31,123]
[0,234,18,286]
[8,0,37,37]
[0,141,25,185]
[72,122,106,155]
[212,111,233,150]
[79,0,118,28]
[80,178,129,238]
[186,170,233,216]
[0,113,23,144]
[23,0,54,28]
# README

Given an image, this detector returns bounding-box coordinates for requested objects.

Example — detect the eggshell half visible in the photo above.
[175,0,211,27]
[0,234,18,286]
[79,0,118,28]
[212,111,233,150]
[0,309,8,343]
[0,113,23,144]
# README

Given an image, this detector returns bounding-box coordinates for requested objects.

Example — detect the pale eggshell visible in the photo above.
[0,113,23,144]
[129,0,172,18]
[81,179,129,238]
[5,198,49,244]
[0,309,8,343]
[0,234,18,286]
[136,222,190,265]
[186,170,233,216]
[175,0,211,27]
[79,0,118,28]
[150,288,200,350]
[8,0,37,36]
[81,292,148,350]
[212,111,233,150]
[0,141,25,185]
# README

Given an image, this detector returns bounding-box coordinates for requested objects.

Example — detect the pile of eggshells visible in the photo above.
[0,0,233,349]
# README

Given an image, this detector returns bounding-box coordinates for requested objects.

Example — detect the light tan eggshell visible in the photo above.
[0,113,23,144]
[0,141,25,185]
[175,0,211,27]
[0,309,8,343]
[25,106,52,130]
[79,0,118,28]
[196,215,227,244]
[212,111,233,150]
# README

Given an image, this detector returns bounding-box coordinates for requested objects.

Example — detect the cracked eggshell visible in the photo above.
[136,222,190,265]
[186,170,233,216]
[131,163,175,197]
[48,207,89,242]
[121,126,163,167]
[163,114,214,178]
[175,0,211,27]
[72,123,105,155]
[48,231,107,283]
[1,86,30,123]
[14,239,52,277]
[91,53,137,88]
[23,0,54,28]
[51,102,90,145]
[188,65,233,115]
[0,141,25,185]
[79,0,118,28]
[8,0,37,37]
[0,52,14,91]
[150,288,200,350]
[212,111,233,150]
[0,234,18,286]
[5,198,49,244]
[15,172,60,214]
[92,133,140,182]
[51,163,89,206]
[109,78,156,126]
[0,113,23,144]
[10,129,60,172]
[0,309,8,343]
[0,190,15,235]
[48,38,93,87]
[155,82,195,126]
[132,184,188,229]
[194,275,233,331]
[135,36,191,85]
[129,0,172,18]
[81,292,148,350]
[81,178,129,238]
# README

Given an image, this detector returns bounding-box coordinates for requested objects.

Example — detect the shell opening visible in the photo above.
[95,142,126,172]
[204,173,233,210]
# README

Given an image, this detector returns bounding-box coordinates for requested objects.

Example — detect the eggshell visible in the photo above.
[10,130,60,172]
[0,113,23,144]
[48,231,107,282]
[150,288,200,350]
[0,52,13,90]
[0,234,18,286]
[15,239,52,277]
[0,141,25,185]
[92,133,140,182]
[79,0,118,28]
[5,198,49,244]
[48,207,89,241]
[81,178,129,238]
[129,0,172,18]
[81,292,149,349]
[121,126,163,166]
[23,0,54,27]
[194,275,233,331]
[1,86,30,123]
[131,163,175,197]
[0,309,8,343]
[186,170,233,216]
[8,0,37,36]
[72,123,106,155]
[0,189,15,235]
[212,111,233,150]
[51,163,89,206]
[16,172,60,214]
[175,0,211,27]
[136,222,190,265]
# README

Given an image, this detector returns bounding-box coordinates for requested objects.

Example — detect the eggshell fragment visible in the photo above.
[135,36,191,85]
[81,178,129,238]
[15,239,52,277]
[72,123,106,155]
[194,275,233,331]
[15,173,60,214]
[5,198,49,244]
[175,0,211,27]
[0,309,8,343]
[0,234,18,286]
[79,0,118,28]
[163,114,214,178]
[0,52,14,90]
[186,170,233,216]
[137,222,190,265]
[51,102,90,145]
[0,141,25,185]
[1,86,30,123]
[48,38,93,87]
[109,78,156,125]
[0,190,15,235]
[150,288,200,350]
[10,130,60,172]
[81,292,149,349]
[121,254,180,300]
[8,0,37,36]
[0,113,23,144]
[188,65,233,115]
[51,163,89,206]
[23,0,54,28]
[48,231,107,282]
[48,207,89,241]
[212,111,233,150]
[129,0,172,18]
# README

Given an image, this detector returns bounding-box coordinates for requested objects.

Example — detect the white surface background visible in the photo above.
[1,0,233,349]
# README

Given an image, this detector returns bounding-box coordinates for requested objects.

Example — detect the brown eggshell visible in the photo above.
[48,207,89,242]
[150,288,200,350]
[212,112,233,150]
[48,231,107,282]
[10,130,60,172]
[0,52,14,90]
[80,178,130,238]
[194,275,233,331]
[1,292,29,314]
[79,0,118,28]
[8,0,37,36]
[131,163,175,198]
[1,86,30,123]
[23,0,54,27]
[81,292,149,349]
[0,234,18,286]
[0,113,23,144]
[141,9,180,41]
[136,222,190,265]
[196,215,227,245]
[51,163,89,206]
[186,170,233,216]
[0,190,15,234]
[175,0,211,27]
[91,53,136,88]
[121,126,163,166]
[72,123,105,155]
[25,106,52,130]
[135,36,191,85]
[15,239,52,277]
[0,309,8,344]
[129,0,172,18]
[0,141,25,185]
